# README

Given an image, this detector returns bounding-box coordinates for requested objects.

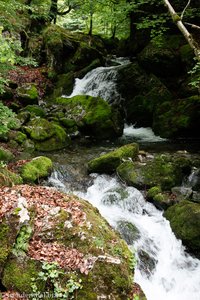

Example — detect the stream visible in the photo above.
[46,59,200,300]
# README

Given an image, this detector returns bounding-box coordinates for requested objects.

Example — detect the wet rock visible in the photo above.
[164,200,200,257]
[88,143,139,174]
[117,221,140,245]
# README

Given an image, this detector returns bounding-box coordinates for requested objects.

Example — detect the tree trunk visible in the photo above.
[49,0,58,24]
[88,14,93,36]
[163,0,200,60]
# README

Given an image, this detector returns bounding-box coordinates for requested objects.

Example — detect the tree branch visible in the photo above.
[163,0,200,60]
[181,0,191,20]
[57,6,71,16]
[185,22,200,31]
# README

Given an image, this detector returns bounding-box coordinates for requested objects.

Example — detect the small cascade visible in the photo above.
[122,124,167,142]
[66,58,130,104]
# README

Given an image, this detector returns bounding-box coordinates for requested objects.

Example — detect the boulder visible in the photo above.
[23,118,70,151]
[16,83,39,105]
[164,201,200,256]
[0,147,14,162]
[88,143,139,174]
[54,95,124,140]
[20,156,53,183]
[117,62,172,126]
[0,185,135,299]
[152,95,200,138]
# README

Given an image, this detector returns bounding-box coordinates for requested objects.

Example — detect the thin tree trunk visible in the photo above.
[163,0,200,60]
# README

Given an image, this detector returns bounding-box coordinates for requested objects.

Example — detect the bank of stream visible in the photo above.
[42,60,200,300]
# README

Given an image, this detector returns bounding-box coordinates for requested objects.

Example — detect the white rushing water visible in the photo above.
[123,124,167,142]
[49,173,200,300]
[66,57,130,103]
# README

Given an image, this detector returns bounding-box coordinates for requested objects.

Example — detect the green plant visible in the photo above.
[31,262,82,300]
[12,225,32,256]
[188,59,200,90]
[0,102,19,137]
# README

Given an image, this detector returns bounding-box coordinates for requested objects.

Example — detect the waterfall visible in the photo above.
[66,57,130,104]
[48,171,200,300]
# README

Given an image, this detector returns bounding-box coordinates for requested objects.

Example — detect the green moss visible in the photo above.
[2,258,43,294]
[20,156,53,183]
[164,201,200,254]
[147,186,161,199]
[88,143,139,174]
[17,84,39,104]
[0,147,14,162]
[142,154,177,190]
[0,217,19,275]
[55,95,123,139]
[24,118,55,141]
[117,161,142,188]
[34,124,70,151]
[0,167,23,187]
[21,105,46,117]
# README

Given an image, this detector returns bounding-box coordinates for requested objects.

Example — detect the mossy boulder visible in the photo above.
[153,96,200,138]
[117,62,172,126]
[164,201,200,256]
[43,25,78,72]
[116,154,190,192]
[0,185,135,299]
[55,95,123,139]
[88,143,139,174]
[0,216,19,276]
[137,36,183,78]
[16,83,39,105]
[0,147,14,162]
[0,167,23,187]
[20,156,53,183]
[116,161,144,189]
[23,118,70,151]
[8,130,27,145]
[20,105,46,118]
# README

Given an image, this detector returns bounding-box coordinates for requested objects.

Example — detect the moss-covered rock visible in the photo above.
[16,83,39,105]
[164,201,200,256]
[137,36,182,77]
[20,156,53,183]
[117,62,172,126]
[0,147,14,162]
[0,216,19,277]
[8,130,27,145]
[0,167,23,187]
[0,185,135,299]
[116,161,144,189]
[55,95,123,139]
[23,118,70,151]
[88,143,139,174]
[2,257,42,293]
[20,105,46,118]
[116,153,191,193]
[153,96,200,138]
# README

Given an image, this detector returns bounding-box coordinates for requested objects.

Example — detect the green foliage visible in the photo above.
[0,102,19,137]
[12,225,32,256]
[31,262,82,300]
[188,59,200,90]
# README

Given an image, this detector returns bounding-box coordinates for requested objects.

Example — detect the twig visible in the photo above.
[181,0,191,20]
[185,22,200,30]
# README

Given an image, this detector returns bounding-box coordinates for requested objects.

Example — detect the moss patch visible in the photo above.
[88,143,139,174]
[20,156,53,183]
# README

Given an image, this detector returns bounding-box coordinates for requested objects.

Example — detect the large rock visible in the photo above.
[117,62,172,126]
[88,143,139,174]
[0,185,135,299]
[54,95,124,140]
[23,118,70,151]
[116,153,192,191]
[20,156,53,183]
[153,95,200,138]
[164,201,200,256]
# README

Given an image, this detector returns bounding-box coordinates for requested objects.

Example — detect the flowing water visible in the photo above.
[48,60,200,300]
